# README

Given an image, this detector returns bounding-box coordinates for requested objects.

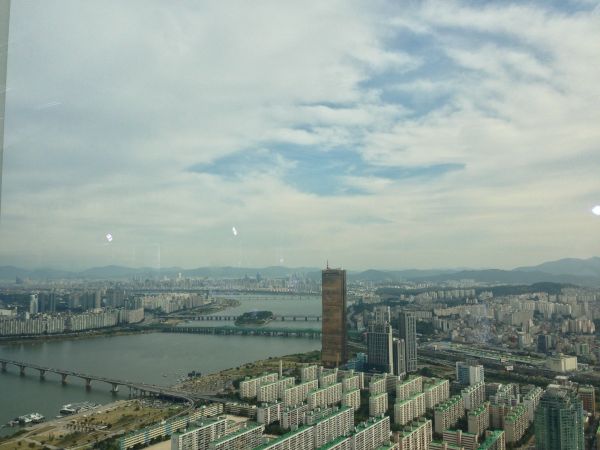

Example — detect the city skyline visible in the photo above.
[0,1,598,270]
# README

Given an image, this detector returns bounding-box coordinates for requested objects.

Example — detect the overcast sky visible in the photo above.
[0,0,599,271]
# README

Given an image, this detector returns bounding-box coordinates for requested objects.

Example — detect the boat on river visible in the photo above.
[59,402,98,415]
[16,412,44,424]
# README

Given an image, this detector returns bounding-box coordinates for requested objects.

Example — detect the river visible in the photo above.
[0,294,322,436]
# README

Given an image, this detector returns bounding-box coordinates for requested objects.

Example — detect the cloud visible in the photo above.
[0,0,599,269]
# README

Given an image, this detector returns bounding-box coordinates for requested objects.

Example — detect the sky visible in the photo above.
[0,0,599,271]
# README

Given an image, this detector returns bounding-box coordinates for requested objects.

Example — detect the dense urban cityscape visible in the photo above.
[1,263,600,450]
[1,0,600,449]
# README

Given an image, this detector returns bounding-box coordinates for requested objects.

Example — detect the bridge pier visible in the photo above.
[111,383,119,393]
[1,362,6,372]
[39,369,46,380]
[84,378,92,390]
[60,373,68,384]
[19,365,25,376]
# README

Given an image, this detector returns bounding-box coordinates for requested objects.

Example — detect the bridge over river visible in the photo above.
[165,325,322,338]
[0,358,224,404]
[163,314,321,322]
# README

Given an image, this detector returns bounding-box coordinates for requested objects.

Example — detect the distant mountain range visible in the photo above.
[1,256,600,286]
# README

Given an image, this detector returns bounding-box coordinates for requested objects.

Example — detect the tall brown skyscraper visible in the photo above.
[321,267,347,367]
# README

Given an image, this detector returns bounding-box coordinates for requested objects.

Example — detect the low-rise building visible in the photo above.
[442,430,479,450]
[224,402,257,418]
[546,355,577,373]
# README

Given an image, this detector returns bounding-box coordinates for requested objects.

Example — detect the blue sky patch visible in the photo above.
[189,145,464,196]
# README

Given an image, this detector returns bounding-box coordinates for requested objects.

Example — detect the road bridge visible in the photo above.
[0,357,224,404]
[163,314,321,322]
[164,325,321,338]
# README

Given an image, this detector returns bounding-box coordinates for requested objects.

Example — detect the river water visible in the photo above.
[0,294,322,436]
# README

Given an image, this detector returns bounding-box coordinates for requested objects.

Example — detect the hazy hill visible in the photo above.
[515,256,600,278]
[1,257,599,286]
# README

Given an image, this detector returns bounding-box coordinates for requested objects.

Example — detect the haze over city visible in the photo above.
[1,0,599,270]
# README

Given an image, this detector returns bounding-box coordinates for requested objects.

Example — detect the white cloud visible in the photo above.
[1,0,599,270]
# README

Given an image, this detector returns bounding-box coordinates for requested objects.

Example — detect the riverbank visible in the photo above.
[0,298,242,345]
[174,350,321,395]
[0,323,168,346]
[162,298,241,318]
[0,399,183,450]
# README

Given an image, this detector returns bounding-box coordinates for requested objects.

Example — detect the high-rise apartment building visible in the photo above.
[534,386,584,450]
[456,362,485,386]
[369,392,388,417]
[398,312,417,373]
[367,321,394,373]
[396,418,432,450]
[478,430,506,450]
[393,338,406,376]
[29,295,39,315]
[321,268,347,367]
[537,334,553,354]
[577,385,596,416]
[374,305,391,324]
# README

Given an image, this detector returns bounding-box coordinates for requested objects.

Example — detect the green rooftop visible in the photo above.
[435,395,463,412]
[311,406,351,425]
[397,419,431,437]
[395,391,424,406]
[468,402,489,417]
[478,430,504,449]
[424,378,448,391]
[252,425,313,450]
[504,405,526,424]
[430,441,463,449]
[209,423,262,445]
[316,435,351,449]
